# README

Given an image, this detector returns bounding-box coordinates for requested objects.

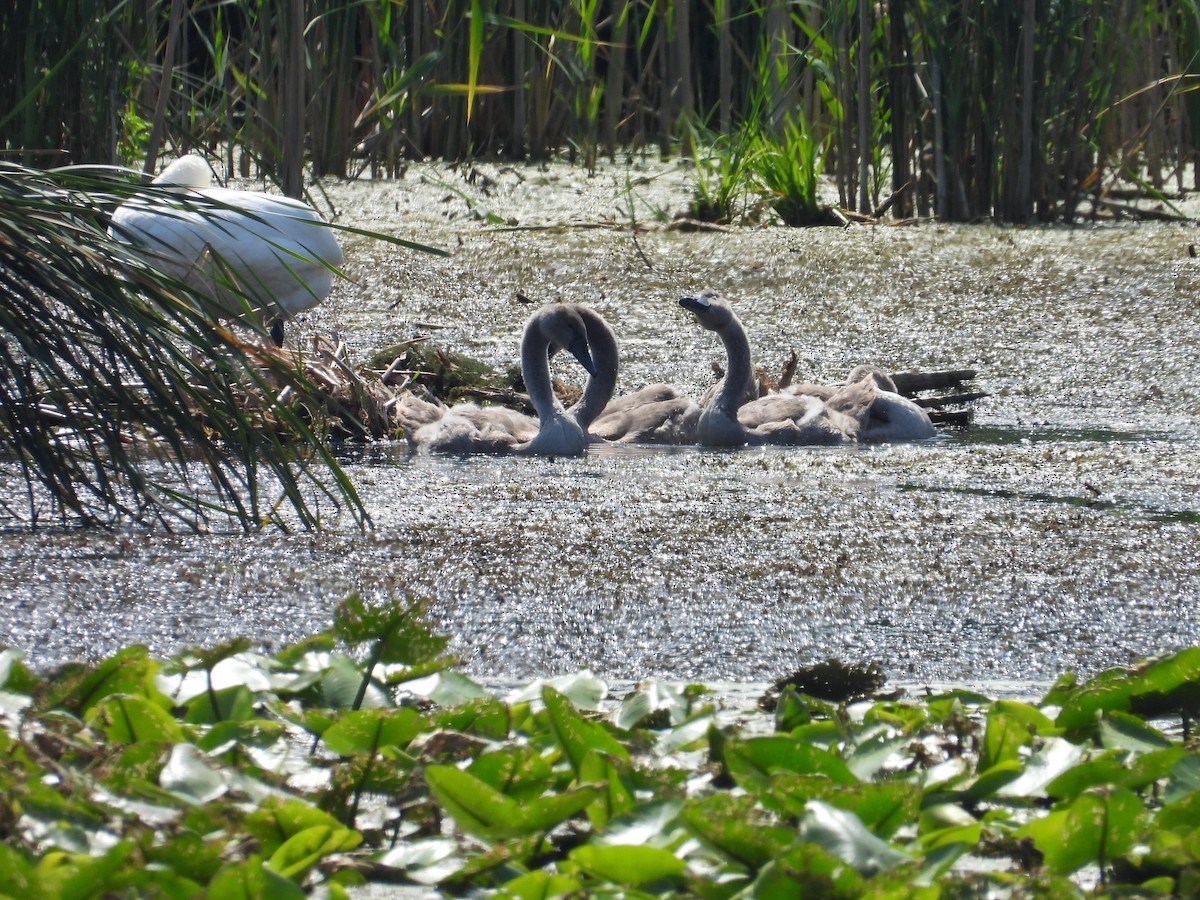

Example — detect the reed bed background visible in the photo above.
[3,0,1200,223]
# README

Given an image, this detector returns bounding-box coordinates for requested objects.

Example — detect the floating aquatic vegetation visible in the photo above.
[3,605,1200,895]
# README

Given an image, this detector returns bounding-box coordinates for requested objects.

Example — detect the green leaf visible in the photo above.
[268,824,362,881]
[500,869,584,899]
[90,693,186,744]
[164,638,253,677]
[1129,648,1200,718]
[616,680,699,729]
[723,735,857,790]
[374,838,462,885]
[182,684,256,725]
[320,707,426,756]
[542,684,629,777]
[195,717,286,756]
[245,798,349,858]
[144,833,226,886]
[656,709,715,755]
[1166,753,1200,804]
[773,687,812,732]
[466,745,555,799]
[0,844,43,895]
[425,764,597,843]
[0,648,40,695]
[596,799,685,849]
[845,730,910,782]
[765,774,919,839]
[980,707,1033,770]
[568,844,687,887]
[44,646,165,716]
[749,842,866,899]
[682,793,795,869]
[333,594,450,667]
[799,800,910,875]
[1158,790,1200,834]
[863,699,928,734]
[508,671,607,711]
[1052,651,1200,734]
[435,695,510,740]
[918,803,978,835]
[321,653,390,709]
[425,671,492,707]
[1018,787,1145,875]
[1099,711,1173,751]
[579,748,634,828]
[963,759,1023,800]
[995,737,1084,798]
[1046,748,1185,801]
[209,855,306,900]
[41,842,138,900]
[159,744,227,804]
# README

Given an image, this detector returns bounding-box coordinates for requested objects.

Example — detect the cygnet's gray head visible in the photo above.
[679,289,735,332]
[846,364,899,393]
[537,305,599,377]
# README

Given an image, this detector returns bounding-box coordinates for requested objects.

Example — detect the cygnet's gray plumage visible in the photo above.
[778,364,936,442]
[409,304,607,456]
[567,306,701,445]
[680,290,935,447]
[680,290,856,447]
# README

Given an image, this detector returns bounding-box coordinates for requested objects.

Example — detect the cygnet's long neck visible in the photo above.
[693,307,755,447]
[712,310,755,413]
[567,306,619,429]
[521,316,567,428]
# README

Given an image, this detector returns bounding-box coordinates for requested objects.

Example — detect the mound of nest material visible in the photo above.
[216,334,571,442]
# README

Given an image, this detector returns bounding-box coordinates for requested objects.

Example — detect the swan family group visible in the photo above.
[394,294,937,455]
[112,155,935,455]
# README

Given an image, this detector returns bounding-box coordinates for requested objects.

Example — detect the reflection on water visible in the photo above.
[3,160,1200,690]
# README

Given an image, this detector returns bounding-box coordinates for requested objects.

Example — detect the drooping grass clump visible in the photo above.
[0,161,366,531]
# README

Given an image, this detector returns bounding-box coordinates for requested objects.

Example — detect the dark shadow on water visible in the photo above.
[952,424,1171,446]
[900,482,1200,524]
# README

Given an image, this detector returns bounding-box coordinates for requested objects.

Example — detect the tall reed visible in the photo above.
[3,0,1200,222]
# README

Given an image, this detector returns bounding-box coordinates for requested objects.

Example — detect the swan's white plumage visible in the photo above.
[410,304,611,456]
[109,154,343,331]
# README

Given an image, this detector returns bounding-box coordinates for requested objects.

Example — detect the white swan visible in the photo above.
[568,306,701,444]
[409,304,606,456]
[110,154,344,344]
[681,290,935,447]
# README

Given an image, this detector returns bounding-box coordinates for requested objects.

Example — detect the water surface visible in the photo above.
[3,158,1199,688]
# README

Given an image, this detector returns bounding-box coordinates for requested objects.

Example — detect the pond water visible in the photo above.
[3,157,1200,691]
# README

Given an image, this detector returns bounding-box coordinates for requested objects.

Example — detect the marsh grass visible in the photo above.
[5,2,1200,223]
[754,113,834,226]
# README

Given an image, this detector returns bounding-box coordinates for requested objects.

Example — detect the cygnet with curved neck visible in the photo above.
[411,304,603,455]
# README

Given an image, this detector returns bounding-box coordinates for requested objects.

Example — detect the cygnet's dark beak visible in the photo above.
[567,336,599,377]
[679,294,710,313]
